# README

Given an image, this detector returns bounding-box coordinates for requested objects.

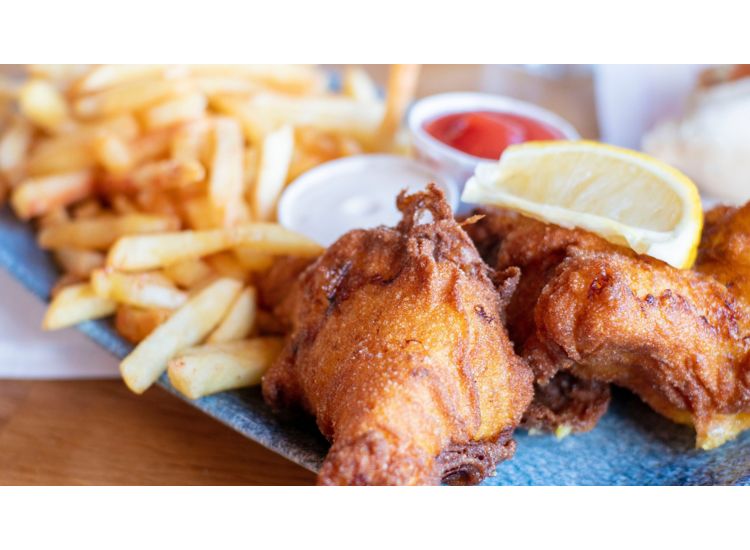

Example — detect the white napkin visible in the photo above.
[0,268,119,379]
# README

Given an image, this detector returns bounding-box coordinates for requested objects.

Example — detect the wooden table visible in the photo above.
[0,65,598,485]
[0,380,316,485]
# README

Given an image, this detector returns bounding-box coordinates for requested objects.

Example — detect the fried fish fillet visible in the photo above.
[468,205,750,449]
[695,202,750,298]
[533,248,750,449]
[465,209,615,434]
[262,185,533,485]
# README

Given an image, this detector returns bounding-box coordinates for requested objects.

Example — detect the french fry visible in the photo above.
[42,282,116,330]
[38,213,179,250]
[342,66,379,102]
[252,124,294,221]
[209,95,273,144]
[74,64,178,94]
[110,194,138,214]
[242,147,258,192]
[163,258,214,288]
[375,64,421,150]
[26,135,97,176]
[244,93,383,138]
[72,198,102,219]
[119,277,242,393]
[102,158,205,193]
[129,128,174,165]
[38,206,69,228]
[74,78,193,119]
[11,169,94,219]
[233,247,275,271]
[94,122,172,175]
[87,114,141,140]
[296,126,347,158]
[134,189,180,219]
[74,114,141,140]
[181,195,215,230]
[27,65,91,90]
[213,93,384,143]
[54,248,105,277]
[167,337,283,399]
[207,287,257,343]
[107,229,226,270]
[141,92,207,131]
[192,76,261,98]
[170,119,212,164]
[93,133,134,175]
[209,117,248,226]
[50,272,84,298]
[287,148,324,182]
[91,268,188,309]
[0,116,33,185]
[115,305,171,344]
[18,79,71,133]
[22,113,138,176]
[205,251,248,281]
[287,126,363,181]
[135,158,205,189]
[108,223,323,271]
[188,64,325,95]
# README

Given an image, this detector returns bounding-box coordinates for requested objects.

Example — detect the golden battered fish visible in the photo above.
[262,185,533,485]
[468,205,750,450]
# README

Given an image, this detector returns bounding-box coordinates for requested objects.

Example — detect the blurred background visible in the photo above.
[331,64,712,145]
[352,64,749,204]
[2,63,738,147]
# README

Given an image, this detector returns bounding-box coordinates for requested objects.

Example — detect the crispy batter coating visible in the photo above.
[262,186,533,485]
[257,256,316,313]
[696,202,750,299]
[465,208,616,434]
[468,205,750,449]
[521,373,610,435]
[465,208,616,355]
[256,255,316,334]
[533,248,750,449]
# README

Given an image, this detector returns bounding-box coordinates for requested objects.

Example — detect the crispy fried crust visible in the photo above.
[696,202,750,299]
[262,186,533,485]
[468,205,750,449]
[257,256,315,313]
[464,207,619,356]
[521,373,610,434]
[532,248,750,448]
[465,208,617,434]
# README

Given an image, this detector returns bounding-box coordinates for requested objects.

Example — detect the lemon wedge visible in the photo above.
[461,140,703,268]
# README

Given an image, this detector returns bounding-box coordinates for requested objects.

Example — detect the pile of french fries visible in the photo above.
[0,64,420,398]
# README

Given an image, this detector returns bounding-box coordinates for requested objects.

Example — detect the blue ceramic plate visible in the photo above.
[2,204,749,485]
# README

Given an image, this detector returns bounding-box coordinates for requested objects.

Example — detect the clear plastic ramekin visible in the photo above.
[407,92,581,192]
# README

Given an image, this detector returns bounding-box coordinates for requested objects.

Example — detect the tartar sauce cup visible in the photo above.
[278,154,457,246]
[407,92,580,192]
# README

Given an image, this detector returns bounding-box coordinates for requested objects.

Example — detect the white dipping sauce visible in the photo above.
[277,154,458,246]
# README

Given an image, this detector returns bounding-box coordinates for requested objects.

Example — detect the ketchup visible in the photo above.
[424,111,565,159]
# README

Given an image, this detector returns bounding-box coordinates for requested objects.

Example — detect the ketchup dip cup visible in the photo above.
[407,92,581,191]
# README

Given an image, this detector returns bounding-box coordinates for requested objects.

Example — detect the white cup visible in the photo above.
[407,92,580,194]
